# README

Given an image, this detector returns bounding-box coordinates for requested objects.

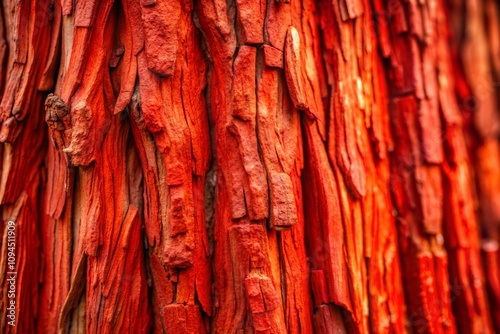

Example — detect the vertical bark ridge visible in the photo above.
[374,0,496,332]
[197,0,312,332]
[311,0,407,332]
[447,0,500,332]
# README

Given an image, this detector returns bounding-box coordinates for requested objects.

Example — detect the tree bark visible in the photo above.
[0,0,498,333]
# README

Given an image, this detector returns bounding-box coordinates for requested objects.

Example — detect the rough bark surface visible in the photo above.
[0,0,498,333]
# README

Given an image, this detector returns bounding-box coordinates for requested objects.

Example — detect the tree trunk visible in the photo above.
[0,0,499,333]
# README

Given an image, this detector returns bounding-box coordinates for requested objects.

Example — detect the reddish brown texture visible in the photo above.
[447,0,500,332]
[0,0,498,333]
[376,0,497,331]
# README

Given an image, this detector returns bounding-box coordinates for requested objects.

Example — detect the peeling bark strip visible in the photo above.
[0,0,498,333]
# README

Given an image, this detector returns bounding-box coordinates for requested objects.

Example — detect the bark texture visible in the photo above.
[0,0,498,333]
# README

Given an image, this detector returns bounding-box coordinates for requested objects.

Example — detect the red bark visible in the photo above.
[0,0,498,333]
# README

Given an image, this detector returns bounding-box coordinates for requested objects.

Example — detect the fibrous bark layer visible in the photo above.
[0,0,498,333]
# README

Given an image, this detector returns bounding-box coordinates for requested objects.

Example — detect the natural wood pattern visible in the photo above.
[0,0,497,333]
